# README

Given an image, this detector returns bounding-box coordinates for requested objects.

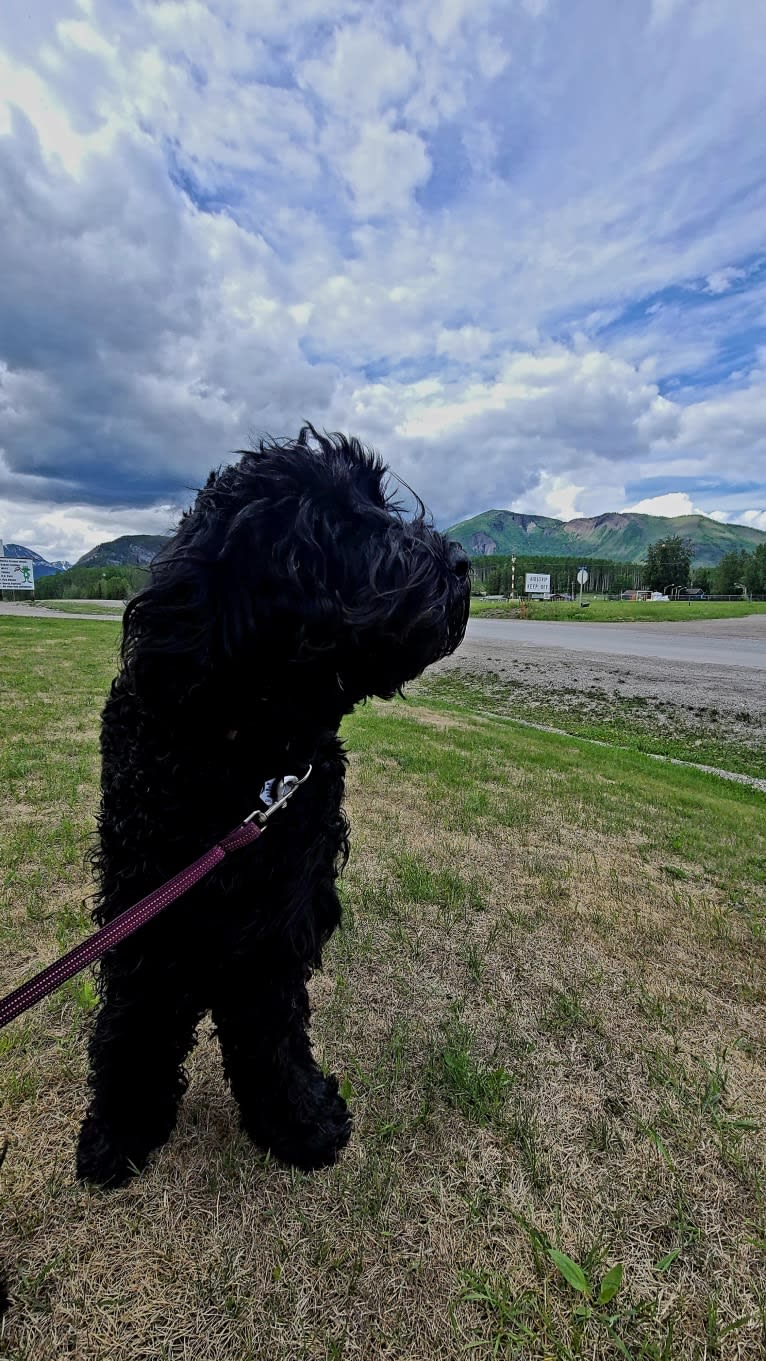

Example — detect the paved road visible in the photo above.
[3,600,766,669]
[0,602,122,621]
[467,616,766,669]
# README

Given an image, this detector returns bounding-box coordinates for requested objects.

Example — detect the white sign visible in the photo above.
[525,573,550,595]
[577,568,589,586]
[0,558,35,591]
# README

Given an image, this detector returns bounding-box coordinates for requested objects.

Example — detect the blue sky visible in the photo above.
[0,0,765,562]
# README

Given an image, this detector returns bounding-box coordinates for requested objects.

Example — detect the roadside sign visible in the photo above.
[576,568,589,586]
[525,572,551,595]
[0,559,35,591]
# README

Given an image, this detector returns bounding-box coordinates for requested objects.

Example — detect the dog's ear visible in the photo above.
[213,484,345,664]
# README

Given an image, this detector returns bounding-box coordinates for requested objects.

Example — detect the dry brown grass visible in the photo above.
[1,623,765,1358]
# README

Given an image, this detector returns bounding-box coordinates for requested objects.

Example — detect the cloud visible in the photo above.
[518,474,586,522]
[621,493,766,535]
[341,120,432,217]
[0,493,182,565]
[300,25,417,117]
[705,267,747,295]
[623,492,706,518]
[0,0,765,557]
[705,507,766,531]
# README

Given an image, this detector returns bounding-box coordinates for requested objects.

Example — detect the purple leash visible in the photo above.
[0,767,312,1033]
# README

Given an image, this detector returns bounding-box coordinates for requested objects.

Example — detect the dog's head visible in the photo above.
[124,426,470,710]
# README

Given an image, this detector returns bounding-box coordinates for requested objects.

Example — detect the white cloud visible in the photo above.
[0,0,765,555]
[0,495,182,565]
[527,474,586,522]
[621,494,766,533]
[435,326,493,362]
[706,507,766,531]
[341,120,431,217]
[705,267,746,294]
[300,26,417,116]
[427,0,477,46]
[57,18,115,57]
[623,492,706,517]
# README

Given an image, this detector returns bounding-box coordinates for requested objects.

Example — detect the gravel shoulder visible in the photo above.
[0,601,123,620]
[419,620,766,780]
[442,634,766,736]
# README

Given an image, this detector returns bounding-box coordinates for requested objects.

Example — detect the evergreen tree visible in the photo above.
[644,536,694,592]
[713,550,750,596]
[691,567,713,594]
[744,543,766,596]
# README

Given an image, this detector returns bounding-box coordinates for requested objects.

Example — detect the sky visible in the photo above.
[1,0,765,564]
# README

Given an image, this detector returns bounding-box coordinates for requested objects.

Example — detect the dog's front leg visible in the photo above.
[76,967,204,1187]
[212,959,351,1171]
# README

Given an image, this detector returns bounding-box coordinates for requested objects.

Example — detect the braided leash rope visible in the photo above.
[0,820,262,1031]
[0,766,312,1032]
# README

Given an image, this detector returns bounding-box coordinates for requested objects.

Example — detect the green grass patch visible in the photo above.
[470,597,766,623]
[0,618,120,959]
[428,1013,514,1124]
[413,667,766,782]
[346,699,766,929]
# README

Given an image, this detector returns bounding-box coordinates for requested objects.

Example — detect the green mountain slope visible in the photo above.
[72,513,765,572]
[447,510,766,567]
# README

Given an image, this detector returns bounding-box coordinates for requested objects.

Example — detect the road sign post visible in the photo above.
[577,566,589,608]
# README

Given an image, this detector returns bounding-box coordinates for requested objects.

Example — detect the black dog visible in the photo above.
[76,426,470,1187]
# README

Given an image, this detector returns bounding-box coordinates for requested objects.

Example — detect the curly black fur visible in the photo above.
[76,426,470,1186]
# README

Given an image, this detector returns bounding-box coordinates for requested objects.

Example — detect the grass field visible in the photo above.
[1,617,765,1359]
[470,599,766,623]
[414,667,766,784]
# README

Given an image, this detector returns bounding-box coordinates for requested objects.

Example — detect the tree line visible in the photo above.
[34,564,150,600]
[691,544,766,597]
[472,538,766,597]
[644,536,766,595]
[470,553,645,596]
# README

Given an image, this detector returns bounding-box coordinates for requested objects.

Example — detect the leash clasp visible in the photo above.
[245,764,313,827]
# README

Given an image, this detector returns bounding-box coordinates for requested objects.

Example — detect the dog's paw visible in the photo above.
[75,1114,149,1189]
[246,1071,352,1172]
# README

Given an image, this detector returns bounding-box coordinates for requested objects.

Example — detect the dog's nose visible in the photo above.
[449,544,471,579]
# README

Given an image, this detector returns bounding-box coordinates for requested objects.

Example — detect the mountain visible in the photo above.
[75,534,171,568]
[1,543,70,577]
[446,510,766,567]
